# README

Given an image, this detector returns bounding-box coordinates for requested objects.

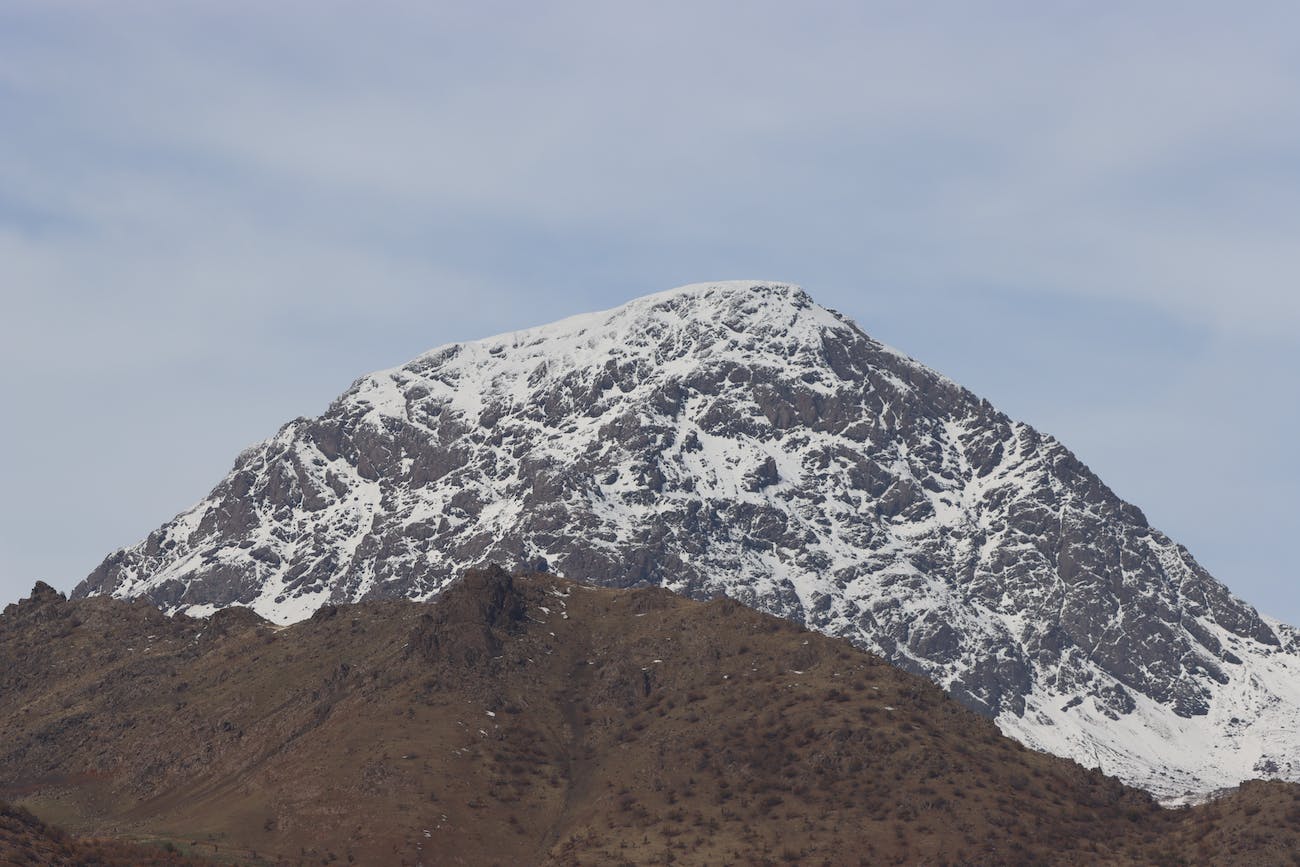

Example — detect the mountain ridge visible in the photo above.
[74,281,1300,800]
[11,572,1300,865]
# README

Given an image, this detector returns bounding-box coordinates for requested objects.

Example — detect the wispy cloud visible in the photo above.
[1,1,1297,619]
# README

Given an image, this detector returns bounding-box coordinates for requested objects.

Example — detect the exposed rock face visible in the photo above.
[74,281,1300,799]
[4,580,65,613]
[405,565,528,668]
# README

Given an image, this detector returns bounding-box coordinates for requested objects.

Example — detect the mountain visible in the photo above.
[0,800,215,865]
[74,281,1300,800]
[10,573,1300,865]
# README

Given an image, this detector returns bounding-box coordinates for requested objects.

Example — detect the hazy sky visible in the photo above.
[2,2,1297,623]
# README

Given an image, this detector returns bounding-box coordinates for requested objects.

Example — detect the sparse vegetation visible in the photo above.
[3,568,1299,865]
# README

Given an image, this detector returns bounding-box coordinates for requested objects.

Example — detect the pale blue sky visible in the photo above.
[2,1,1297,623]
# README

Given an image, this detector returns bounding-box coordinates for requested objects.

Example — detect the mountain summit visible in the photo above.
[75,281,1300,799]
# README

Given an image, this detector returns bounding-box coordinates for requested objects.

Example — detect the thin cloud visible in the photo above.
[1,2,1297,621]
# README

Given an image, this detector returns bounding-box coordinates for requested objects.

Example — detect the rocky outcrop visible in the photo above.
[406,564,528,668]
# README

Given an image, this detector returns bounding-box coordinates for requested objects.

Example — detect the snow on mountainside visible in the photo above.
[75,280,1300,800]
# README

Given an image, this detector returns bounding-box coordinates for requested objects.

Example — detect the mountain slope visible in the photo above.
[75,281,1300,799]
[12,574,1300,865]
[0,800,217,866]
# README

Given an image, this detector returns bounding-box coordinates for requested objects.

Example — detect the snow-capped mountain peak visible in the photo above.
[76,280,1300,800]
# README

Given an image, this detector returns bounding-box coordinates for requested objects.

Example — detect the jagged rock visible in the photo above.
[3,581,68,621]
[406,565,527,669]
